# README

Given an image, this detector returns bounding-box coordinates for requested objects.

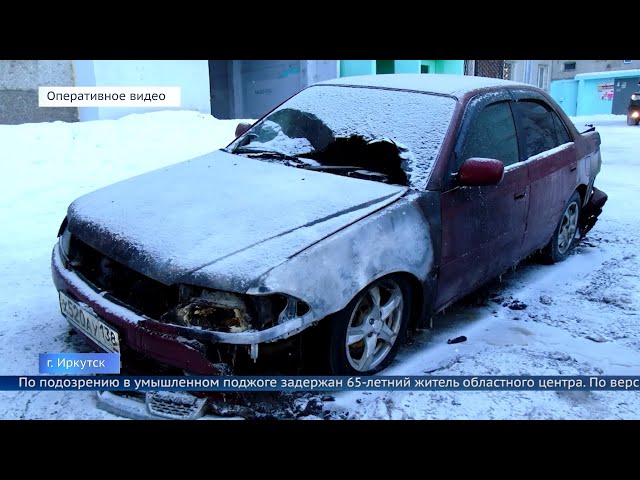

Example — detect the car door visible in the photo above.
[509,94,579,254]
[436,94,530,310]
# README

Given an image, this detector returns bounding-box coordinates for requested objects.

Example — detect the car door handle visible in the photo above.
[514,191,526,200]
[570,163,577,172]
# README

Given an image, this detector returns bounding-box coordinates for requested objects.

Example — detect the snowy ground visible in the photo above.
[1,111,638,419]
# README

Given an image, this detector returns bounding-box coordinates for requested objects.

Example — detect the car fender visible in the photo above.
[246,195,434,321]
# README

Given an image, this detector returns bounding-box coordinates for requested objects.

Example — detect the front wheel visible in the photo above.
[628,116,640,126]
[539,191,582,264]
[327,276,412,375]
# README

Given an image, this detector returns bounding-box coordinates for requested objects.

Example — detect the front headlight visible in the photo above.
[632,111,639,118]
[162,285,311,332]
[58,219,72,257]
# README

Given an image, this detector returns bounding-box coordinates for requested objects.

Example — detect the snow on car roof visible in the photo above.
[317,73,530,97]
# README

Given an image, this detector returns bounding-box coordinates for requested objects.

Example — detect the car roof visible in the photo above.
[315,73,531,97]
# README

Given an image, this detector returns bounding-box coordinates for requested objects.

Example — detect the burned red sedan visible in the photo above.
[52,74,607,383]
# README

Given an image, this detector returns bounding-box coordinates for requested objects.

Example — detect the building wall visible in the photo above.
[575,76,615,116]
[435,60,464,75]
[74,60,211,121]
[394,60,420,73]
[549,79,578,116]
[0,60,78,124]
[339,60,376,76]
[234,60,304,119]
[304,60,339,85]
[505,60,552,90]
[549,70,640,116]
[209,60,338,120]
[340,60,464,76]
[551,60,640,81]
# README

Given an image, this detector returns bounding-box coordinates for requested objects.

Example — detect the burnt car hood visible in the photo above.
[67,150,408,292]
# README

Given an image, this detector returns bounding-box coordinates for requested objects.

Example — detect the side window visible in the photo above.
[460,101,519,168]
[552,113,572,145]
[512,100,560,158]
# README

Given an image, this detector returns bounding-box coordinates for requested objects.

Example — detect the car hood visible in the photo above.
[67,150,408,292]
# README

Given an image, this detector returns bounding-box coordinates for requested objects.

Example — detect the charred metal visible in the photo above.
[162,290,253,332]
[64,235,178,318]
[161,300,250,332]
[61,234,313,343]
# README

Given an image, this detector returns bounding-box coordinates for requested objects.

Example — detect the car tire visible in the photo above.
[539,191,582,264]
[327,275,412,376]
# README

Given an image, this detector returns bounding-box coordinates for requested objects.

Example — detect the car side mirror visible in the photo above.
[235,122,252,138]
[457,157,504,186]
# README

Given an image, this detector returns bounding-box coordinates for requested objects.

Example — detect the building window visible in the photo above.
[537,65,548,90]
[421,65,429,74]
[503,62,513,80]
[563,62,576,71]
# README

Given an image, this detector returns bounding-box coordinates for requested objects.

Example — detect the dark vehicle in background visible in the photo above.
[628,92,640,125]
[52,74,607,417]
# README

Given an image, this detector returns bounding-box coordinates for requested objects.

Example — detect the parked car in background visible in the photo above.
[52,74,607,396]
[628,92,640,125]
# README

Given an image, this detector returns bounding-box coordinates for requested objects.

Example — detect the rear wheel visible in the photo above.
[539,191,582,264]
[327,276,412,375]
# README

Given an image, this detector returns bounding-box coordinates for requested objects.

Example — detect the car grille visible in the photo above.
[67,235,179,319]
[145,391,208,420]
[103,390,208,420]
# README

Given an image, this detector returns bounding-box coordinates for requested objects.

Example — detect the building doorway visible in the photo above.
[208,60,305,120]
[376,60,394,74]
[612,77,640,115]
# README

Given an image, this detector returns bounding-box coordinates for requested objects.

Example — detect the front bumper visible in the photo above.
[579,186,608,237]
[51,244,314,374]
[96,389,287,420]
[97,390,210,420]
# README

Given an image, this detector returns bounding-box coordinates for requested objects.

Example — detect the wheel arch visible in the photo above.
[576,183,590,206]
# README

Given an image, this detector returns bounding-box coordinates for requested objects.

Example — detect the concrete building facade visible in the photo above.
[551,60,640,81]
[504,60,552,90]
[1,59,470,124]
[73,60,212,121]
[0,60,78,124]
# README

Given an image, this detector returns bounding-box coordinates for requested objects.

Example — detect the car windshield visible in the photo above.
[226,84,456,189]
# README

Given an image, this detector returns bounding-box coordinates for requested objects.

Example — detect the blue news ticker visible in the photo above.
[39,353,120,374]
[5,375,640,392]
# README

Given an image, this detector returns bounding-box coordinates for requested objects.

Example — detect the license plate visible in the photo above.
[59,291,121,354]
